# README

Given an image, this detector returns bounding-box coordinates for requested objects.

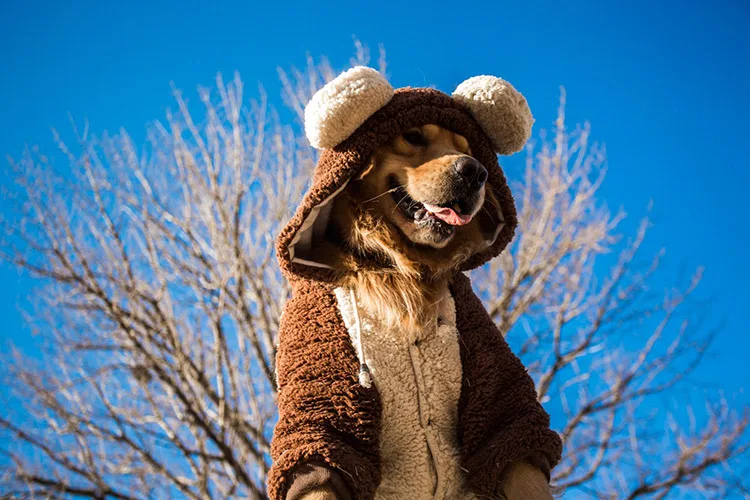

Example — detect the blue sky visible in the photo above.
[1,0,748,410]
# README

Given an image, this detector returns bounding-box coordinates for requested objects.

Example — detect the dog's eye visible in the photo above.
[402,131,428,147]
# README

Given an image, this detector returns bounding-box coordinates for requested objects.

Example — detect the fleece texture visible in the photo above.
[268,280,382,500]
[450,273,561,496]
[304,66,394,150]
[335,287,469,499]
[453,75,534,155]
[269,75,563,500]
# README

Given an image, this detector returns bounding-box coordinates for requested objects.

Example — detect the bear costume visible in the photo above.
[268,67,562,500]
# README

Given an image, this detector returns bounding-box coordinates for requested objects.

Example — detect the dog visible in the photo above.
[269,68,561,500]
[295,123,553,500]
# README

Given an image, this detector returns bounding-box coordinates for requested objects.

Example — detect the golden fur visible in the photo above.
[501,462,555,500]
[330,124,500,333]
[298,488,337,500]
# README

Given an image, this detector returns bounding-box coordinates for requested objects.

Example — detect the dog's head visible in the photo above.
[338,123,504,273]
[277,68,531,283]
[362,124,486,248]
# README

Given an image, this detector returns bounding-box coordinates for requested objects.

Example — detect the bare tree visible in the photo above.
[1,47,746,499]
[475,92,749,498]
[0,71,300,499]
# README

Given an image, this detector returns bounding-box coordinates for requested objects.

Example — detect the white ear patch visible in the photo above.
[304,66,394,150]
[453,76,533,155]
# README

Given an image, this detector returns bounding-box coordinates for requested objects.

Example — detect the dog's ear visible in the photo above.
[453,76,533,155]
[305,66,394,150]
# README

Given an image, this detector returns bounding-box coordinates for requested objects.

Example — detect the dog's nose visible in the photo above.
[454,157,488,188]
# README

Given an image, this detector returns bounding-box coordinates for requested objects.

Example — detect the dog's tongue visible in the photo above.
[422,203,473,226]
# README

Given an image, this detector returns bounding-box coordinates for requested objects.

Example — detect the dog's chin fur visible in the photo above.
[333,197,451,335]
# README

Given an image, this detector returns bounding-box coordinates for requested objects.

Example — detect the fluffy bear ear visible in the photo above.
[453,76,533,155]
[304,66,394,150]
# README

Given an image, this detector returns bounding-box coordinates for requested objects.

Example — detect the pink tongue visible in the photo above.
[422,203,473,226]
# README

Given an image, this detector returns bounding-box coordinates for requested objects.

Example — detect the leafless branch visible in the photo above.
[475,91,748,498]
[1,51,746,499]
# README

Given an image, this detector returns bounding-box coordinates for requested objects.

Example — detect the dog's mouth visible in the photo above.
[389,176,474,235]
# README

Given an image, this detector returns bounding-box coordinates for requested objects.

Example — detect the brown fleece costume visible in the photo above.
[269,68,562,500]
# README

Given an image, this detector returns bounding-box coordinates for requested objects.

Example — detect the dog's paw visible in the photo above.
[501,461,553,500]
[297,485,340,500]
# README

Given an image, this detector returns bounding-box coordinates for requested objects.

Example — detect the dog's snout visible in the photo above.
[453,157,488,187]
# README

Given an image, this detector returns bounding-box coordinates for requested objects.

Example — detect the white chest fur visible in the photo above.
[334,287,475,500]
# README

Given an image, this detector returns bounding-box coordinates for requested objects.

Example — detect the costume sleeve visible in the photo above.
[450,273,562,498]
[267,280,381,500]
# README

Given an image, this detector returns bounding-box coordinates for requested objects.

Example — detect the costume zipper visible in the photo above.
[408,330,443,499]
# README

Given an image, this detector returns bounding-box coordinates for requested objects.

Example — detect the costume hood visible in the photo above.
[276,67,533,283]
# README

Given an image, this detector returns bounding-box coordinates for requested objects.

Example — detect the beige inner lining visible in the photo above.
[288,181,349,269]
